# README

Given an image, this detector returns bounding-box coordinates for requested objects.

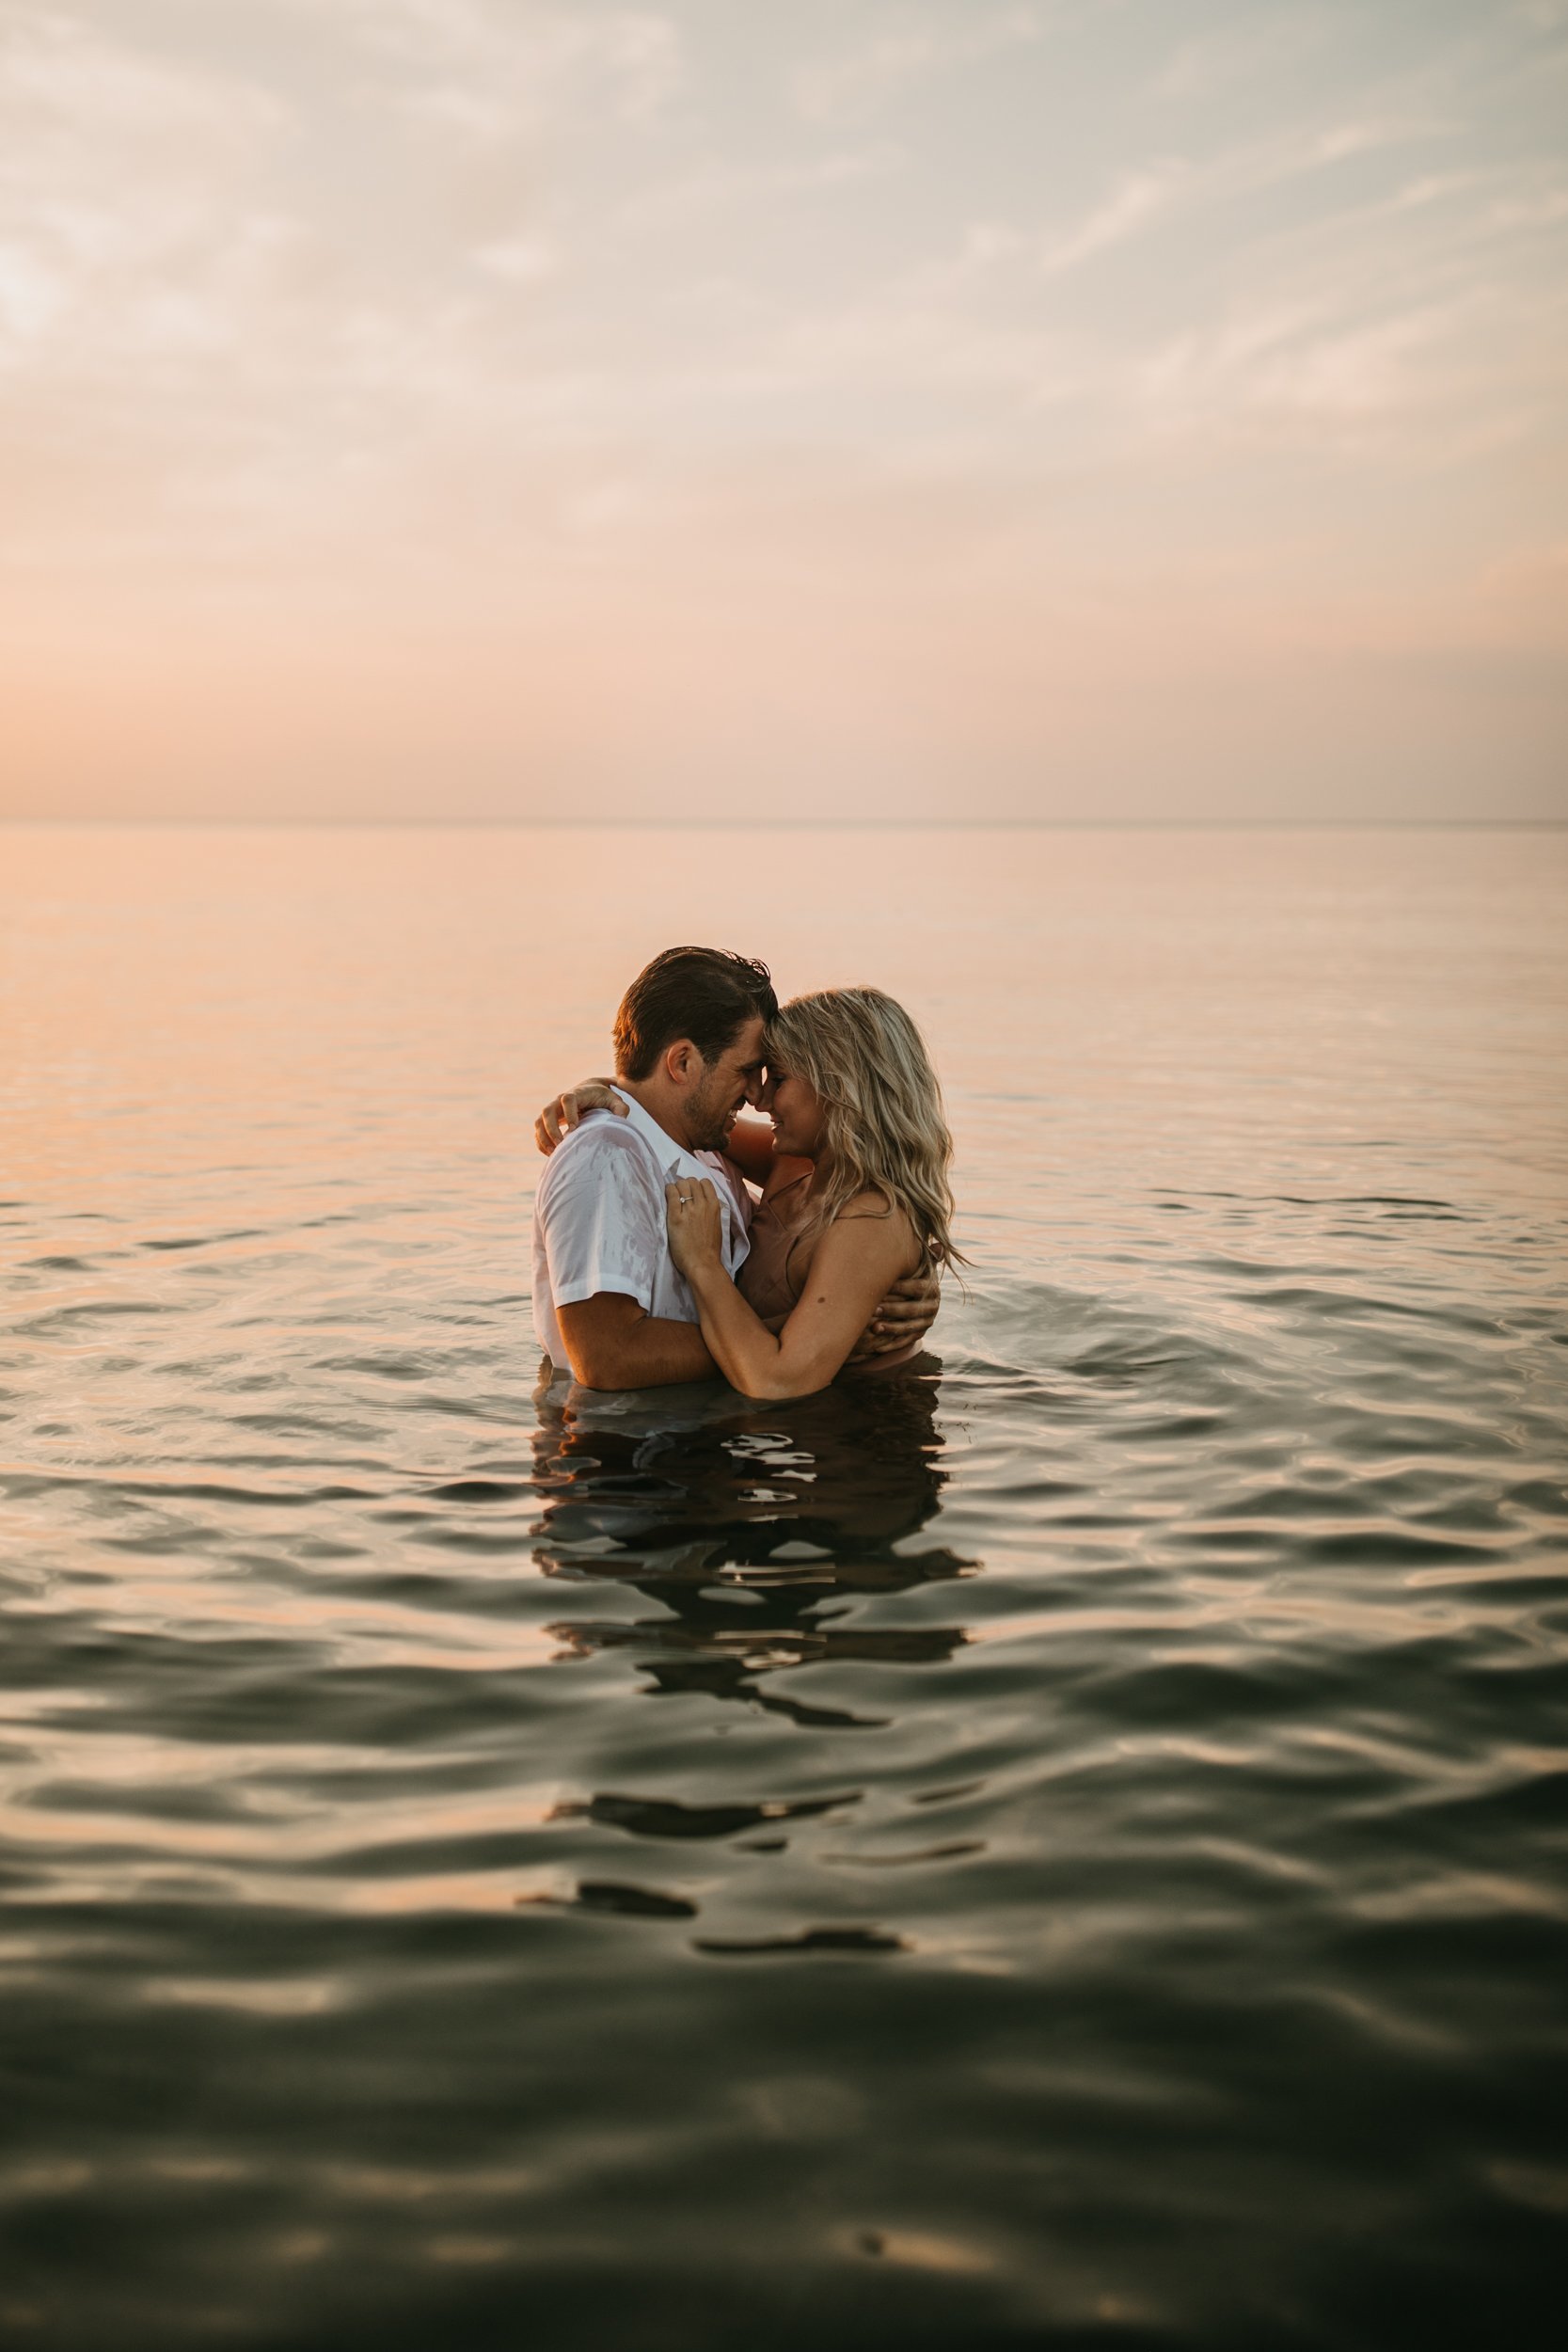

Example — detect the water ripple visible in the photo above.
[1,825,1564,2347]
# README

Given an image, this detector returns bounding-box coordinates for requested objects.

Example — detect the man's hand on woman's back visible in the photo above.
[844,1255,942,1361]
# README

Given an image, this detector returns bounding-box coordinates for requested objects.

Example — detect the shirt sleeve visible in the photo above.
[538,1124,666,1314]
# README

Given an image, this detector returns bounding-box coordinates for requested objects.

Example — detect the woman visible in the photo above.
[665,987,961,1399]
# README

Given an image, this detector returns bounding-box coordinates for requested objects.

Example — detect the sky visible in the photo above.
[2,0,1565,823]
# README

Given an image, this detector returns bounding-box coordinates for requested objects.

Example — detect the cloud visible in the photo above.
[468,230,559,282]
[1153,11,1326,103]
[1490,184,1568,229]
[0,9,295,380]
[1139,300,1452,434]
[1478,540,1568,656]
[299,0,683,119]
[623,145,899,229]
[1037,113,1454,278]
[1040,166,1187,273]
[794,7,1040,122]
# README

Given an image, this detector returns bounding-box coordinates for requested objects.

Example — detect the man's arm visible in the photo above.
[534,1083,777,1192]
[535,1080,626,1155]
[721,1116,776,1186]
[556,1294,718,1391]
[844,1256,942,1360]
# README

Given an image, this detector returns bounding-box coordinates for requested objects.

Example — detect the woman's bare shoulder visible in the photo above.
[837,1184,900,1222]
[832,1189,919,1266]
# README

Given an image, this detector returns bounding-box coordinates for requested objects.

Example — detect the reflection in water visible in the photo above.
[530,1361,973,1728]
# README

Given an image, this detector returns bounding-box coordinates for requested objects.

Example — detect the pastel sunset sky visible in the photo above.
[3,0,1565,821]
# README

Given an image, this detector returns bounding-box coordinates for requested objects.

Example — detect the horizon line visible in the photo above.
[4,817,1565,834]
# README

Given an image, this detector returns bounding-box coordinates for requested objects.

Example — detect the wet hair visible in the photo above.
[765,987,964,1277]
[613,946,778,1081]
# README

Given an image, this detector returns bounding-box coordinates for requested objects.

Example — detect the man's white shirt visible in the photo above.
[531,1093,753,1371]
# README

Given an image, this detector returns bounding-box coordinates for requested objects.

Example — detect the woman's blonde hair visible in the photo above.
[765,987,964,1279]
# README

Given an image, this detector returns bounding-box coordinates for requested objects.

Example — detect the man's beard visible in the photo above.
[687,1069,736,1153]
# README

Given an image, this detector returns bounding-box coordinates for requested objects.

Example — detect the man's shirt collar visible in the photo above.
[616,1089,718,1184]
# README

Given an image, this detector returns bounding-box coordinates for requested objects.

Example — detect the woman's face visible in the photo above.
[762,1061,826,1158]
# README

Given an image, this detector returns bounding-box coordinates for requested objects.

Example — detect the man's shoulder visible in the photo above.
[537,1112,658,1206]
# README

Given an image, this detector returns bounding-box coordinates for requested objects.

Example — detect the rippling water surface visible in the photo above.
[2,824,1565,2350]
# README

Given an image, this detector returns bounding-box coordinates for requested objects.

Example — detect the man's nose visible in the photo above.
[745,1072,768,1108]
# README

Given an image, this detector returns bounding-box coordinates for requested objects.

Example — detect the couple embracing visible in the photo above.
[531,946,961,1399]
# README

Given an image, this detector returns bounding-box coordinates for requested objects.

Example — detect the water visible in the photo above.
[2,824,1565,2350]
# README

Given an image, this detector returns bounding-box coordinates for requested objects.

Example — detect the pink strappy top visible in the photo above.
[737,1170,926,1374]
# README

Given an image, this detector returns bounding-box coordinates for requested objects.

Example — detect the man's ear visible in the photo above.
[662,1038,701,1088]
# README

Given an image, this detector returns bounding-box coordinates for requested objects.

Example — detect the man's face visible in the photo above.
[686,1014,768,1152]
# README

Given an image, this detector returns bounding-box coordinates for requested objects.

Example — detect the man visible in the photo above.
[531,946,935,1390]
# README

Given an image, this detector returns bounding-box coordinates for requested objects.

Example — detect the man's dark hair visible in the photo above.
[613,947,778,1081]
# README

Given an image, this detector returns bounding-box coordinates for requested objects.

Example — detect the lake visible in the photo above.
[2,823,1565,2349]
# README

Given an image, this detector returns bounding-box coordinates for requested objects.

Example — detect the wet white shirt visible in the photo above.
[531,1093,752,1373]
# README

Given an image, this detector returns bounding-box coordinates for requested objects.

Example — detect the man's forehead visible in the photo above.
[729,1014,768,1062]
